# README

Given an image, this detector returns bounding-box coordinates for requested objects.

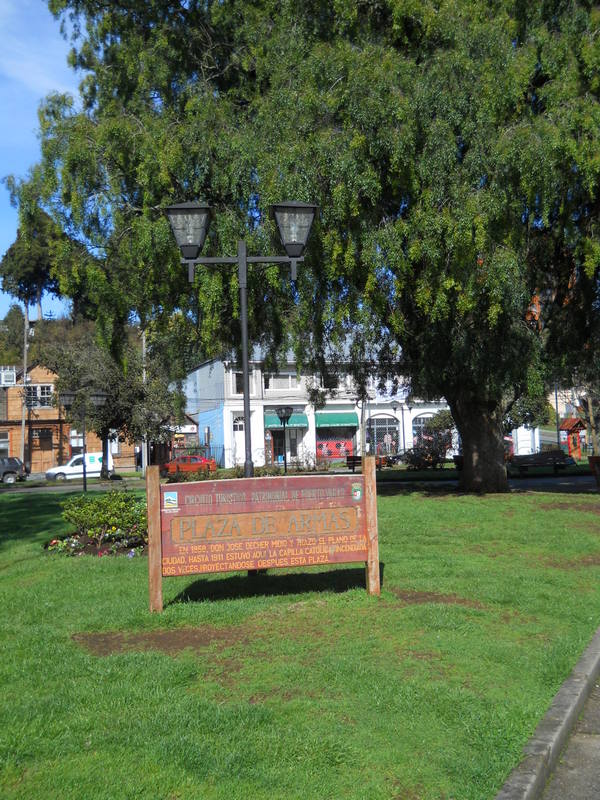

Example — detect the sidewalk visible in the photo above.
[541,682,600,800]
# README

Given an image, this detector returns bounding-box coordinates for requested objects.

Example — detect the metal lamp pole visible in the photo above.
[275,406,294,474]
[166,201,318,479]
[61,389,107,492]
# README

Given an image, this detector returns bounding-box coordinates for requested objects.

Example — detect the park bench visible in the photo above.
[509,449,575,475]
[346,454,389,472]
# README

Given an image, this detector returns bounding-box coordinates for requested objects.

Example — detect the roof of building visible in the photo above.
[559,417,586,432]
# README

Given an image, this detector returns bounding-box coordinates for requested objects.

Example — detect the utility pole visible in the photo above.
[554,383,561,449]
[360,397,366,460]
[20,303,29,465]
[141,328,148,475]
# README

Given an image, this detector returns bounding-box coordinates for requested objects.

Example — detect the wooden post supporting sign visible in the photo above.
[147,458,380,612]
[364,456,380,595]
[146,466,163,613]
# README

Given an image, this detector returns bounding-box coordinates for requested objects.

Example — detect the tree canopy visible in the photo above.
[22,0,600,490]
[40,318,183,473]
[0,207,61,316]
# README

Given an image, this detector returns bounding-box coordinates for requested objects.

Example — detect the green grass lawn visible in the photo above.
[1,488,600,799]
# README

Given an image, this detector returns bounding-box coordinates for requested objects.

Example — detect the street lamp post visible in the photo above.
[275,406,294,474]
[391,403,398,456]
[166,201,317,478]
[61,389,108,492]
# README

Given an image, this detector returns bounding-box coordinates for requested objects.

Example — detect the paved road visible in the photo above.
[509,474,597,493]
[542,682,600,800]
[378,474,598,494]
[0,475,146,494]
[1,472,596,495]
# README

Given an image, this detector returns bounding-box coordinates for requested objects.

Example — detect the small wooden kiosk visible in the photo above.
[560,418,586,460]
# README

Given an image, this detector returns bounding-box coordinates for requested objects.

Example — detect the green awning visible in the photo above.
[264,412,309,429]
[315,412,359,428]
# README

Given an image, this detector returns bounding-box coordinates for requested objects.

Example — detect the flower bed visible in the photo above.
[47,491,147,557]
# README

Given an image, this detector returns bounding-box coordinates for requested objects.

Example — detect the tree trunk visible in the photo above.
[587,396,599,456]
[449,397,509,493]
[100,431,110,480]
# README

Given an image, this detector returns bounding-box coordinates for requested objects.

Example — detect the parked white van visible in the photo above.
[45,452,114,482]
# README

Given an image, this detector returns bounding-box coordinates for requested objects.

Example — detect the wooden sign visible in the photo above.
[146,458,380,611]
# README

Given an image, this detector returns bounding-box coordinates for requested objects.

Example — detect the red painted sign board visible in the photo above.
[147,462,380,611]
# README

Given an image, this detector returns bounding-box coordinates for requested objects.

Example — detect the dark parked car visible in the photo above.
[0,457,28,484]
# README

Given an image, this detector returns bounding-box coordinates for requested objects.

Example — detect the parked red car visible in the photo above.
[159,454,217,477]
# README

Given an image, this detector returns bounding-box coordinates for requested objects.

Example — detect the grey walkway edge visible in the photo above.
[495,626,600,800]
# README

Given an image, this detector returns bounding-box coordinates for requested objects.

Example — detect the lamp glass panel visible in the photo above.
[91,392,108,407]
[275,406,294,423]
[274,208,315,257]
[167,208,210,250]
[61,391,75,408]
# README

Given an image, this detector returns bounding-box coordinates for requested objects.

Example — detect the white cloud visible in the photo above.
[0,0,78,98]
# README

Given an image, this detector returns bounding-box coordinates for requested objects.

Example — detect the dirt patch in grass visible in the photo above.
[468,544,503,558]
[73,601,344,660]
[391,781,425,800]
[202,656,246,689]
[389,588,485,609]
[544,553,600,570]
[539,501,600,514]
[72,624,253,657]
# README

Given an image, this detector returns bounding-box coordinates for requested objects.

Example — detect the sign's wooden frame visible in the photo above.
[147,457,380,612]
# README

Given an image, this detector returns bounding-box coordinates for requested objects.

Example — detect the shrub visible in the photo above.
[402,444,447,470]
[166,465,286,481]
[166,467,245,482]
[61,491,147,547]
[254,465,283,477]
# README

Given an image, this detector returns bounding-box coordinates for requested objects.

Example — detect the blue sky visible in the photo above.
[0,0,78,319]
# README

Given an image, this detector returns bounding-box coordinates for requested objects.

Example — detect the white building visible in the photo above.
[182,355,449,468]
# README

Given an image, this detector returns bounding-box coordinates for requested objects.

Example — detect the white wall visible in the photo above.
[512,425,540,455]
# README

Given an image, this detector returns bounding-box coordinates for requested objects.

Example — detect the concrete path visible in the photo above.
[541,682,600,800]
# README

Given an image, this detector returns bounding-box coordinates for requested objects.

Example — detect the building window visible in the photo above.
[412,414,433,444]
[233,372,244,395]
[32,428,52,442]
[0,389,7,421]
[25,385,53,408]
[264,372,301,391]
[289,428,298,458]
[233,416,244,432]
[70,430,83,451]
[39,386,53,407]
[0,431,8,458]
[321,372,339,390]
[367,416,400,454]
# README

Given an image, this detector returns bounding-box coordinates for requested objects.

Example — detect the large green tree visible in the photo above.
[0,305,24,364]
[0,206,61,317]
[27,0,600,490]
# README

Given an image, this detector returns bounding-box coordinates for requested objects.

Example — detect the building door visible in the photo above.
[232,416,245,465]
[30,428,55,473]
[38,432,55,472]
[271,430,285,465]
